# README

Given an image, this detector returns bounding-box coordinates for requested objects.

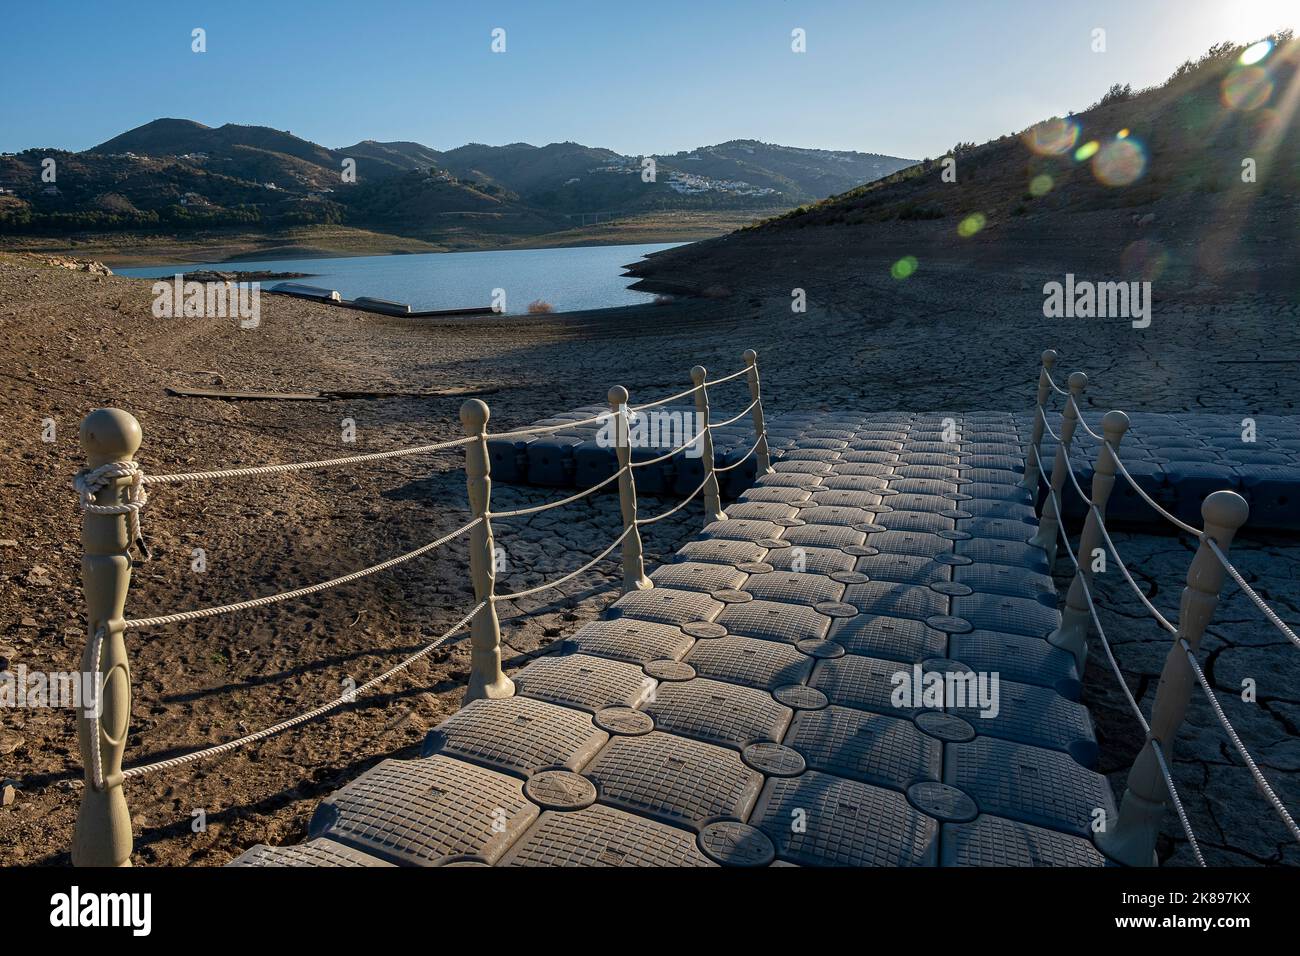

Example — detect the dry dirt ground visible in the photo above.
[0,240,1296,866]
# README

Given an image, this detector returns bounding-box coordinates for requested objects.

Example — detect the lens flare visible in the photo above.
[1221,66,1274,110]
[1117,128,1130,139]
[1029,174,1053,197]
[1074,140,1100,162]
[1121,239,1169,283]
[1092,138,1147,187]
[1024,117,1080,156]
[891,256,918,280]
[1240,40,1272,65]
[957,213,986,238]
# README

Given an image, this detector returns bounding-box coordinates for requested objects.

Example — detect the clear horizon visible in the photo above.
[1,0,1295,158]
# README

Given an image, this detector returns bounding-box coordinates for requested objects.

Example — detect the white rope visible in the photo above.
[709,398,759,430]
[1038,455,1205,863]
[714,435,760,473]
[1090,506,1178,634]
[1181,638,1300,844]
[495,526,633,601]
[1043,368,1069,396]
[74,462,150,557]
[630,383,701,413]
[489,410,612,440]
[637,474,710,526]
[491,466,627,519]
[706,367,751,387]
[1107,441,1203,536]
[1067,396,1105,443]
[1205,537,1300,651]
[141,435,475,485]
[630,433,705,469]
[121,602,483,779]
[124,517,480,630]
[1037,405,1062,443]
[87,627,107,790]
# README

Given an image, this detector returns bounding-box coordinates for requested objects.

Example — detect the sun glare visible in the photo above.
[1224,1,1297,44]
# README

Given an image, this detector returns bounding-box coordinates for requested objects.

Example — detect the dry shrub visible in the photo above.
[527,299,555,313]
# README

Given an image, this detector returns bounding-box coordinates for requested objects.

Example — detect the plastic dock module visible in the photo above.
[248,411,1129,867]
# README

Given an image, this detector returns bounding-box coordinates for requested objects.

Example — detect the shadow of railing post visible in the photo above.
[608,385,653,593]
[460,398,515,705]
[1049,409,1130,670]
[73,407,141,867]
[1097,489,1250,866]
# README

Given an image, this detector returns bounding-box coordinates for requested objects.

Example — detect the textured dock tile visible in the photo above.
[949,631,1081,699]
[781,523,868,549]
[718,599,830,643]
[854,553,951,586]
[888,478,960,497]
[565,619,694,664]
[786,706,941,790]
[228,838,395,867]
[686,635,813,690]
[780,447,843,462]
[421,697,608,776]
[739,485,813,504]
[308,756,538,866]
[811,655,916,716]
[828,614,947,662]
[810,488,886,509]
[950,594,1060,639]
[963,481,1033,503]
[842,581,948,621]
[752,772,939,866]
[955,538,1050,572]
[865,530,953,559]
[754,472,823,488]
[766,544,855,574]
[677,538,768,566]
[874,510,955,535]
[954,563,1055,604]
[887,492,957,513]
[650,561,749,593]
[817,475,888,494]
[772,460,834,476]
[941,815,1106,867]
[744,571,845,607]
[501,805,716,867]
[513,654,654,712]
[643,677,793,748]
[725,501,801,523]
[584,732,763,831]
[949,678,1096,766]
[796,505,875,527]
[611,587,723,626]
[945,737,1115,838]
[703,518,784,542]
[962,499,1038,520]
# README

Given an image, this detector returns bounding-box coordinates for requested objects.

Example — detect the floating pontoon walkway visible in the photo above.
[233,410,1117,867]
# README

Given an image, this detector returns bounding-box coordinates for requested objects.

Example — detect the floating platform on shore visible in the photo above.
[270,282,494,318]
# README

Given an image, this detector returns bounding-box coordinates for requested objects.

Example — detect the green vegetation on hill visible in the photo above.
[0,119,915,249]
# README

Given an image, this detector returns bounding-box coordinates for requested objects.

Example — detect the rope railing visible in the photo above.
[1027,349,1299,867]
[68,349,775,866]
[1032,452,1206,866]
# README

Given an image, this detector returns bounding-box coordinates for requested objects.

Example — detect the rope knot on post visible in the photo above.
[73,461,151,559]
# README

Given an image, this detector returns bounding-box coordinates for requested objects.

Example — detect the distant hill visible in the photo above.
[629,32,1300,292]
[0,118,916,246]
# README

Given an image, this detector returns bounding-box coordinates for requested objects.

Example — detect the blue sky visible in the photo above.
[1,0,1294,158]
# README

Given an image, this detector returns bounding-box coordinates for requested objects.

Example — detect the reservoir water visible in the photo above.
[116,241,684,314]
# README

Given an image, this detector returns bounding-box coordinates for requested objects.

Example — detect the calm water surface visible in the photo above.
[117,241,684,314]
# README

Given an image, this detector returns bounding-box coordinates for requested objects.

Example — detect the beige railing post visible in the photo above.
[1022,349,1059,491]
[460,399,514,704]
[690,365,727,524]
[1029,370,1087,563]
[1097,490,1249,867]
[743,349,774,475]
[1048,409,1130,670]
[72,408,140,867]
[608,386,653,592]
